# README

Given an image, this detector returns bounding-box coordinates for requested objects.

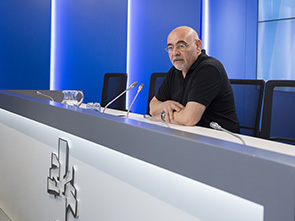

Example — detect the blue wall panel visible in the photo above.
[257,20,295,80]
[206,0,258,79]
[257,0,295,81]
[128,0,201,114]
[52,0,128,103]
[259,0,295,21]
[0,0,51,89]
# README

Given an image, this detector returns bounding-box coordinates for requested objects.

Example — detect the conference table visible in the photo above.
[0,90,295,221]
[104,108,295,157]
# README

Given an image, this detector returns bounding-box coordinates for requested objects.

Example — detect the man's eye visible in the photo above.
[178,44,186,49]
[168,46,174,50]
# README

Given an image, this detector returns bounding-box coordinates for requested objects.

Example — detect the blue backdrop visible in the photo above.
[0,0,260,115]
[127,0,201,114]
[0,0,51,89]
[51,0,128,103]
[206,0,257,79]
[257,0,295,81]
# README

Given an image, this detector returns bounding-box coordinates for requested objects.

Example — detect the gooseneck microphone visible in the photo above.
[36,91,54,101]
[102,81,138,113]
[210,122,246,145]
[143,114,170,128]
[126,83,144,118]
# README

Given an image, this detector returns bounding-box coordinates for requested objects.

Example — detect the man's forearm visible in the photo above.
[163,102,205,126]
[165,109,192,126]
[149,99,163,116]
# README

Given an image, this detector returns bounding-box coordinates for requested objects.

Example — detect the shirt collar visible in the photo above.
[174,49,207,77]
[189,49,207,72]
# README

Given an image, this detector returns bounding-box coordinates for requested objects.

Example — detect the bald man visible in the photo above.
[149,26,240,133]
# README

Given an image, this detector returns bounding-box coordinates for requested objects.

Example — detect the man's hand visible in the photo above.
[149,97,184,121]
[161,100,184,122]
[149,97,206,126]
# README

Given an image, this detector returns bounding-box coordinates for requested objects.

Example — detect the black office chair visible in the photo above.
[230,79,265,137]
[101,73,127,111]
[147,72,167,114]
[260,80,295,145]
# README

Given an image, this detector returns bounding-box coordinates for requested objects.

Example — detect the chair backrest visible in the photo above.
[260,80,295,145]
[147,72,167,114]
[101,73,127,111]
[230,79,265,137]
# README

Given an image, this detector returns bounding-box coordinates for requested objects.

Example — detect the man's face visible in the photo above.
[167,31,200,74]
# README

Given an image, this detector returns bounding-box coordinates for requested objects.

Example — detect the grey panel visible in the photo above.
[1,90,295,221]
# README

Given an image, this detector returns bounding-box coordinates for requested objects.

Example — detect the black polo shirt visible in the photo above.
[156,50,240,133]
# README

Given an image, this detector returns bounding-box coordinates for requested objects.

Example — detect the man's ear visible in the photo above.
[196,39,202,50]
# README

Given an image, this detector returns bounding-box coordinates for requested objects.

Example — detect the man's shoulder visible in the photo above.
[195,55,225,76]
[199,55,222,67]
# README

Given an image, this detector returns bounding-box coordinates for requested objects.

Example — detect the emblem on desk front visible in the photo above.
[47,138,79,221]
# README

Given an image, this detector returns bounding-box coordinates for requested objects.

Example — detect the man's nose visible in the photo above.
[171,47,180,56]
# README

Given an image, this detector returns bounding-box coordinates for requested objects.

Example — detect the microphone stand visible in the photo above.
[36,91,54,101]
[126,84,144,118]
[210,122,246,145]
[102,81,138,113]
[143,114,170,128]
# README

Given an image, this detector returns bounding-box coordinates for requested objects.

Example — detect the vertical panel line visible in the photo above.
[202,0,209,53]
[50,0,56,90]
[126,0,131,108]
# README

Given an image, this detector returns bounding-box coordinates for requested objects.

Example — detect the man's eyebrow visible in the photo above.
[176,40,187,44]
[167,40,187,47]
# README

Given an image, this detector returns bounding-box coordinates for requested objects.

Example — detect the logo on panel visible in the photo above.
[47,138,79,221]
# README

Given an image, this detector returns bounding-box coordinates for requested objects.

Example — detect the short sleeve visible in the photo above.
[188,66,222,107]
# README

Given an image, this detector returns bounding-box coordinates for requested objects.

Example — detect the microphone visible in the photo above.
[126,83,144,118]
[143,114,170,128]
[36,91,54,101]
[210,122,246,145]
[102,81,138,113]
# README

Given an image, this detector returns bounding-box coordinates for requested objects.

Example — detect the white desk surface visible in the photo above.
[96,107,295,157]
